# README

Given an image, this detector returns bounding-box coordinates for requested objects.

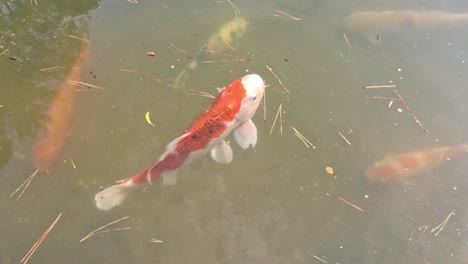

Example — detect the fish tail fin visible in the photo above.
[95,181,134,211]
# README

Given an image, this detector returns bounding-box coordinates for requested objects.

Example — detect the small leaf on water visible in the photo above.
[325,166,334,175]
[145,111,156,127]
[146,51,156,57]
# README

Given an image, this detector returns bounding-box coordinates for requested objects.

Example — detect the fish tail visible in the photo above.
[95,181,135,211]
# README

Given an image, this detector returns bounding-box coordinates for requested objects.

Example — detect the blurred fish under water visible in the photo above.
[344,9,468,42]
[173,16,248,89]
[366,144,468,182]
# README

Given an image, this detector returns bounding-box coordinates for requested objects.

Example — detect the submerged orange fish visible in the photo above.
[366,144,468,182]
[32,46,87,172]
[95,74,266,210]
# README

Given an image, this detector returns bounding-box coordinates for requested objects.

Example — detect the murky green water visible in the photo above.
[1,0,467,263]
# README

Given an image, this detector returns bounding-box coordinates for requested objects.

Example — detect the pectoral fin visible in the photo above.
[234,119,257,149]
[162,170,178,186]
[211,140,233,164]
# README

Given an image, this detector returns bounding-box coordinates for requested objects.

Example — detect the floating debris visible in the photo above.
[325,166,335,175]
[145,111,156,127]
[273,9,303,21]
[337,196,366,213]
[269,104,283,135]
[80,216,131,242]
[266,65,290,94]
[290,126,315,149]
[146,51,156,57]
[21,212,63,264]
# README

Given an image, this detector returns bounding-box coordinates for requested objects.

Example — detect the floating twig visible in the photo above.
[64,34,90,44]
[273,9,302,21]
[430,211,455,236]
[0,48,9,56]
[290,126,315,149]
[80,216,131,242]
[68,80,104,90]
[168,41,188,53]
[119,69,138,73]
[392,88,427,131]
[201,58,249,63]
[365,84,427,131]
[21,212,63,264]
[10,169,39,200]
[313,255,328,264]
[370,96,399,101]
[269,104,282,135]
[149,238,163,243]
[343,33,352,48]
[266,65,290,94]
[38,66,61,72]
[337,196,365,213]
[338,131,351,146]
[363,84,396,89]
[70,158,77,169]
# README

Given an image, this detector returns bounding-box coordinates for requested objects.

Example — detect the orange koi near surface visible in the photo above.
[32,46,87,172]
[366,144,468,183]
[95,74,266,211]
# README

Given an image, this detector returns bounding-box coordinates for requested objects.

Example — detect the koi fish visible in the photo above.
[366,144,468,182]
[344,10,468,42]
[32,46,87,172]
[95,74,265,210]
[173,16,248,89]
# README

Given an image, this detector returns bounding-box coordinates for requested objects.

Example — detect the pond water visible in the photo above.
[1,0,467,263]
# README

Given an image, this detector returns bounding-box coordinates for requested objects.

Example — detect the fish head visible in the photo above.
[235,74,265,122]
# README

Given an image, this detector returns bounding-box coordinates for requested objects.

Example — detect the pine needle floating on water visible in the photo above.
[67,80,104,90]
[338,131,351,145]
[337,196,366,213]
[64,34,90,44]
[21,212,63,264]
[266,65,290,94]
[38,65,61,72]
[343,33,352,48]
[149,238,163,243]
[0,48,9,56]
[80,216,131,242]
[273,9,303,21]
[290,126,315,149]
[313,255,328,264]
[10,169,39,200]
[168,41,188,53]
[269,104,283,135]
[226,0,240,16]
[430,211,455,236]
[364,84,427,131]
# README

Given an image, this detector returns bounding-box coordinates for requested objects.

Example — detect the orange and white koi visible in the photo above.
[95,74,266,210]
[366,144,468,183]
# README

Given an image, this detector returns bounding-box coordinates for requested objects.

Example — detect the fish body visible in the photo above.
[344,10,468,42]
[173,17,248,89]
[366,144,468,182]
[95,74,265,210]
[32,46,87,171]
